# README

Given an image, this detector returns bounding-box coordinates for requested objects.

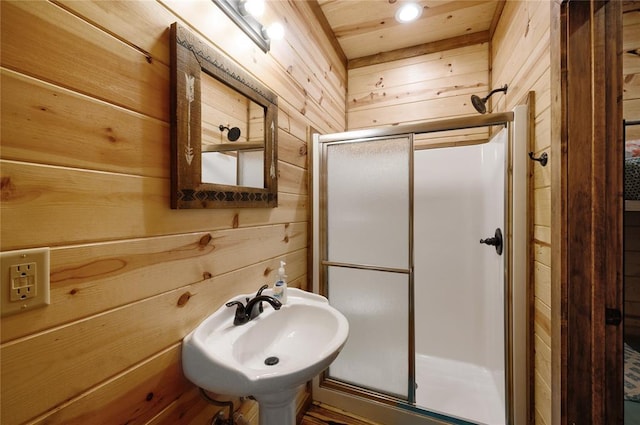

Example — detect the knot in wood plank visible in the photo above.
[1,177,17,201]
[177,292,192,307]
[199,233,212,247]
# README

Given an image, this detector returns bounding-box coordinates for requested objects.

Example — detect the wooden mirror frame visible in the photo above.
[170,22,278,209]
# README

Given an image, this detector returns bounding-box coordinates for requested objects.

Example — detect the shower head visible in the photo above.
[219,125,241,142]
[471,94,487,114]
[470,84,508,114]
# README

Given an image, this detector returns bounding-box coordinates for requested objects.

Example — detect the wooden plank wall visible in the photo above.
[346,43,490,144]
[492,2,551,425]
[0,1,346,424]
[625,8,640,138]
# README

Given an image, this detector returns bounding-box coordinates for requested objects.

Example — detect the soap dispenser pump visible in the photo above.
[273,261,288,304]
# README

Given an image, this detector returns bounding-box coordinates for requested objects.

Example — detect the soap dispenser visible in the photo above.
[273,261,288,304]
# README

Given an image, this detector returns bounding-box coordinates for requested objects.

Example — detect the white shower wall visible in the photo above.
[413,130,507,424]
[414,135,505,366]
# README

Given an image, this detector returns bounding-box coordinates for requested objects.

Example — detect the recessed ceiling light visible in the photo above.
[395,3,423,23]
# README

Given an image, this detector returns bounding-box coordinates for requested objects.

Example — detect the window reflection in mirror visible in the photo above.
[200,72,265,188]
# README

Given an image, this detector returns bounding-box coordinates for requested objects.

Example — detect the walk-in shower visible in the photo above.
[311,109,528,425]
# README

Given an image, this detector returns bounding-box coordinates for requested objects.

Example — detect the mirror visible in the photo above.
[170,22,278,209]
[200,72,265,188]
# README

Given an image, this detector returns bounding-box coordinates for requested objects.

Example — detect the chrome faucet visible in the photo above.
[225,285,282,326]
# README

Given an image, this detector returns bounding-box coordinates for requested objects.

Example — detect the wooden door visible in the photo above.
[553,0,624,423]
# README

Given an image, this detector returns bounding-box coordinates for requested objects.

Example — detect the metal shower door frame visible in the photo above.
[310,111,526,425]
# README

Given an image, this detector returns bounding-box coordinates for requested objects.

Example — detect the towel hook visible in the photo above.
[528,152,548,166]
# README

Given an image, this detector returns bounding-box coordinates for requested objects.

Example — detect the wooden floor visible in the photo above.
[301,402,382,425]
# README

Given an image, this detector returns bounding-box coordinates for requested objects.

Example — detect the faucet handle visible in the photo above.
[225,300,246,314]
[226,300,248,326]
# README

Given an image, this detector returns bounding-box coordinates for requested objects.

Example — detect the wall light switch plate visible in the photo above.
[1,247,50,317]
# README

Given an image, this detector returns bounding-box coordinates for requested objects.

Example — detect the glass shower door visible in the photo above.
[320,136,413,400]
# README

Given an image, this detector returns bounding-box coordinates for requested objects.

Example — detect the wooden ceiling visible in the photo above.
[316,0,505,68]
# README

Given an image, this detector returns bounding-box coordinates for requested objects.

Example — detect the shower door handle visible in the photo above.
[480,228,503,255]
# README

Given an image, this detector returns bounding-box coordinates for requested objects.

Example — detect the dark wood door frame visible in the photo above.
[552,0,623,423]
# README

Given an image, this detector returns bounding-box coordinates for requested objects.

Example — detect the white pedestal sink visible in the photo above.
[182,288,349,425]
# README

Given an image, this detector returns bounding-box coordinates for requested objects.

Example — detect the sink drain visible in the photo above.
[264,356,279,366]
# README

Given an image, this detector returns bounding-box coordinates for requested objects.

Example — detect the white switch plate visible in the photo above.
[1,247,50,316]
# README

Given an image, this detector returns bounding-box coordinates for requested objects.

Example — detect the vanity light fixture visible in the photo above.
[395,2,423,23]
[212,0,284,52]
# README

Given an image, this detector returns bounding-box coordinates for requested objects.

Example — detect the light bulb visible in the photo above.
[242,0,264,18]
[266,22,284,40]
[395,3,423,23]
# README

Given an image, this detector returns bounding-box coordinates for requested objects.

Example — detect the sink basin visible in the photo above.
[182,288,348,424]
